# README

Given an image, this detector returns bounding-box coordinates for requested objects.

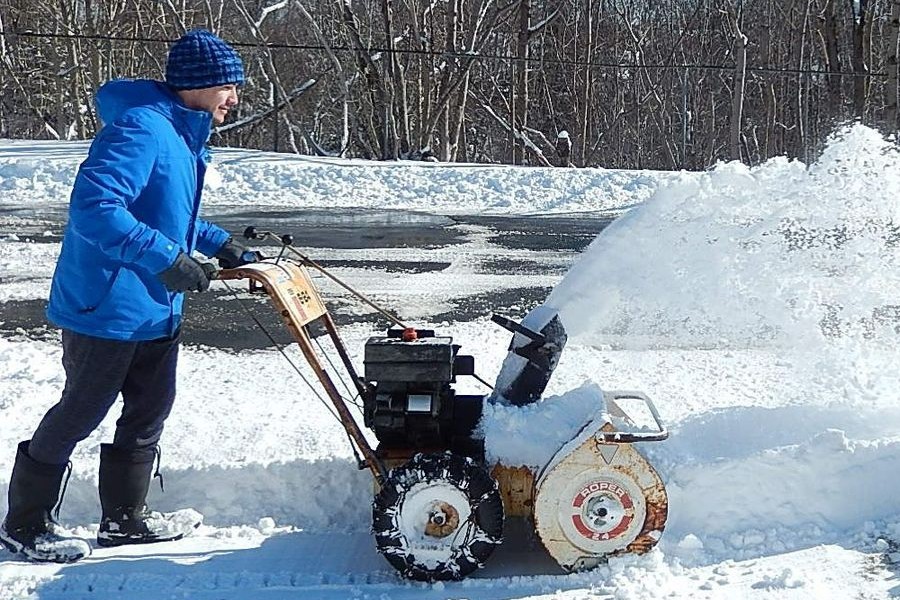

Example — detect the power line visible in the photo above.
[0,28,886,79]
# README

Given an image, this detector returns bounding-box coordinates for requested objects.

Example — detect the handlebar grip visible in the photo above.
[201,262,219,280]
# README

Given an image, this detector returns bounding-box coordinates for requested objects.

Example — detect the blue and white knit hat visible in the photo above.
[166,29,244,91]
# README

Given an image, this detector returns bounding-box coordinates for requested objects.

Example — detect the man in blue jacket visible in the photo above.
[0,30,257,563]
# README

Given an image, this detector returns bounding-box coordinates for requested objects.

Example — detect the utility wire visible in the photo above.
[0,28,886,78]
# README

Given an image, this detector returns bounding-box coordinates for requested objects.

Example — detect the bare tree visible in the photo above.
[886,0,900,129]
[1,0,898,165]
[731,17,748,161]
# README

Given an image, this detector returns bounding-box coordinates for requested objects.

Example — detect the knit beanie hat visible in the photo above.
[166,29,244,91]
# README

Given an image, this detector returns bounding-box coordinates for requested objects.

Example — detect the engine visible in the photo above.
[362,329,483,456]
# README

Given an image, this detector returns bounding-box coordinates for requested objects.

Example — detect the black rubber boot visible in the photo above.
[0,441,91,563]
[97,444,201,547]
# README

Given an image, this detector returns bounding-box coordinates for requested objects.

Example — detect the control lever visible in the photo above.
[490,311,567,407]
[490,314,546,344]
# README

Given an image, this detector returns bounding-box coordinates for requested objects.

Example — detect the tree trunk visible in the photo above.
[886,0,900,130]
[818,0,843,114]
[294,0,351,155]
[341,0,392,159]
[379,0,399,158]
[851,0,870,119]
[579,2,593,166]
[796,0,811,161]
[513,0,530,164]
[730,28,747,162]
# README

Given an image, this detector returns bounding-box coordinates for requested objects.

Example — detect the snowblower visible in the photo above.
[214,227,669,581]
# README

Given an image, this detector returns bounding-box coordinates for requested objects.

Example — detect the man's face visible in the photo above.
[178,84,239,125]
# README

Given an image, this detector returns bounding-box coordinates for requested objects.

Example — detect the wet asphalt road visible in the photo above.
[0,207,614,350]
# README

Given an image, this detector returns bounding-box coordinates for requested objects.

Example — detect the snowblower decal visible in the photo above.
[569,479,635,541]
[290,289,313,322]
[228,262,329,328]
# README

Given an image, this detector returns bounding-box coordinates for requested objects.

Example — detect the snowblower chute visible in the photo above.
[216,228,669,581]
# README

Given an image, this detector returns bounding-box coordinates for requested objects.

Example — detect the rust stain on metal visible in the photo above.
[626,498,668,554]
[491,464,535,517]
[424,501,461,537]
[625,466,668,555]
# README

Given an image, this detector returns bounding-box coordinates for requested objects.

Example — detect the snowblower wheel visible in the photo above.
[372,452,504,581]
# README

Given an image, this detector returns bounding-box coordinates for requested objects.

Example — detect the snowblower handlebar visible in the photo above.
[243,226,294,247]
[233,226,408,329]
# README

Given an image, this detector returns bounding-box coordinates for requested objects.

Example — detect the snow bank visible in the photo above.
[666,428,900,560]
[0,139,676,215]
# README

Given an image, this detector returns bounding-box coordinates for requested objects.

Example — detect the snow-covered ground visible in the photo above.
[1,124,900,599]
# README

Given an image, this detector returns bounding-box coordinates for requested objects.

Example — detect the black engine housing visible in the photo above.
[362,329,482,456]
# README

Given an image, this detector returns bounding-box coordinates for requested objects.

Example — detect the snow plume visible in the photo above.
[543,124,900,419]
[550,123,899,353]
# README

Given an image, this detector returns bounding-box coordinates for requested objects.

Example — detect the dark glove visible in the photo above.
[157,252,211,292]
[215,238,259,270]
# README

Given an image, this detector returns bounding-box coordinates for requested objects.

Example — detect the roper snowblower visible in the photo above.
[214,228,669,581]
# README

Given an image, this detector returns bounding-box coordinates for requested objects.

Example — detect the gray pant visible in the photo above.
[28,329,180,465]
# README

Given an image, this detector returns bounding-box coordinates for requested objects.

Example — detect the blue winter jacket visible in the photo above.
[46,79,231,341]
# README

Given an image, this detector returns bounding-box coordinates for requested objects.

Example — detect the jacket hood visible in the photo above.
[95,79,213,152]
